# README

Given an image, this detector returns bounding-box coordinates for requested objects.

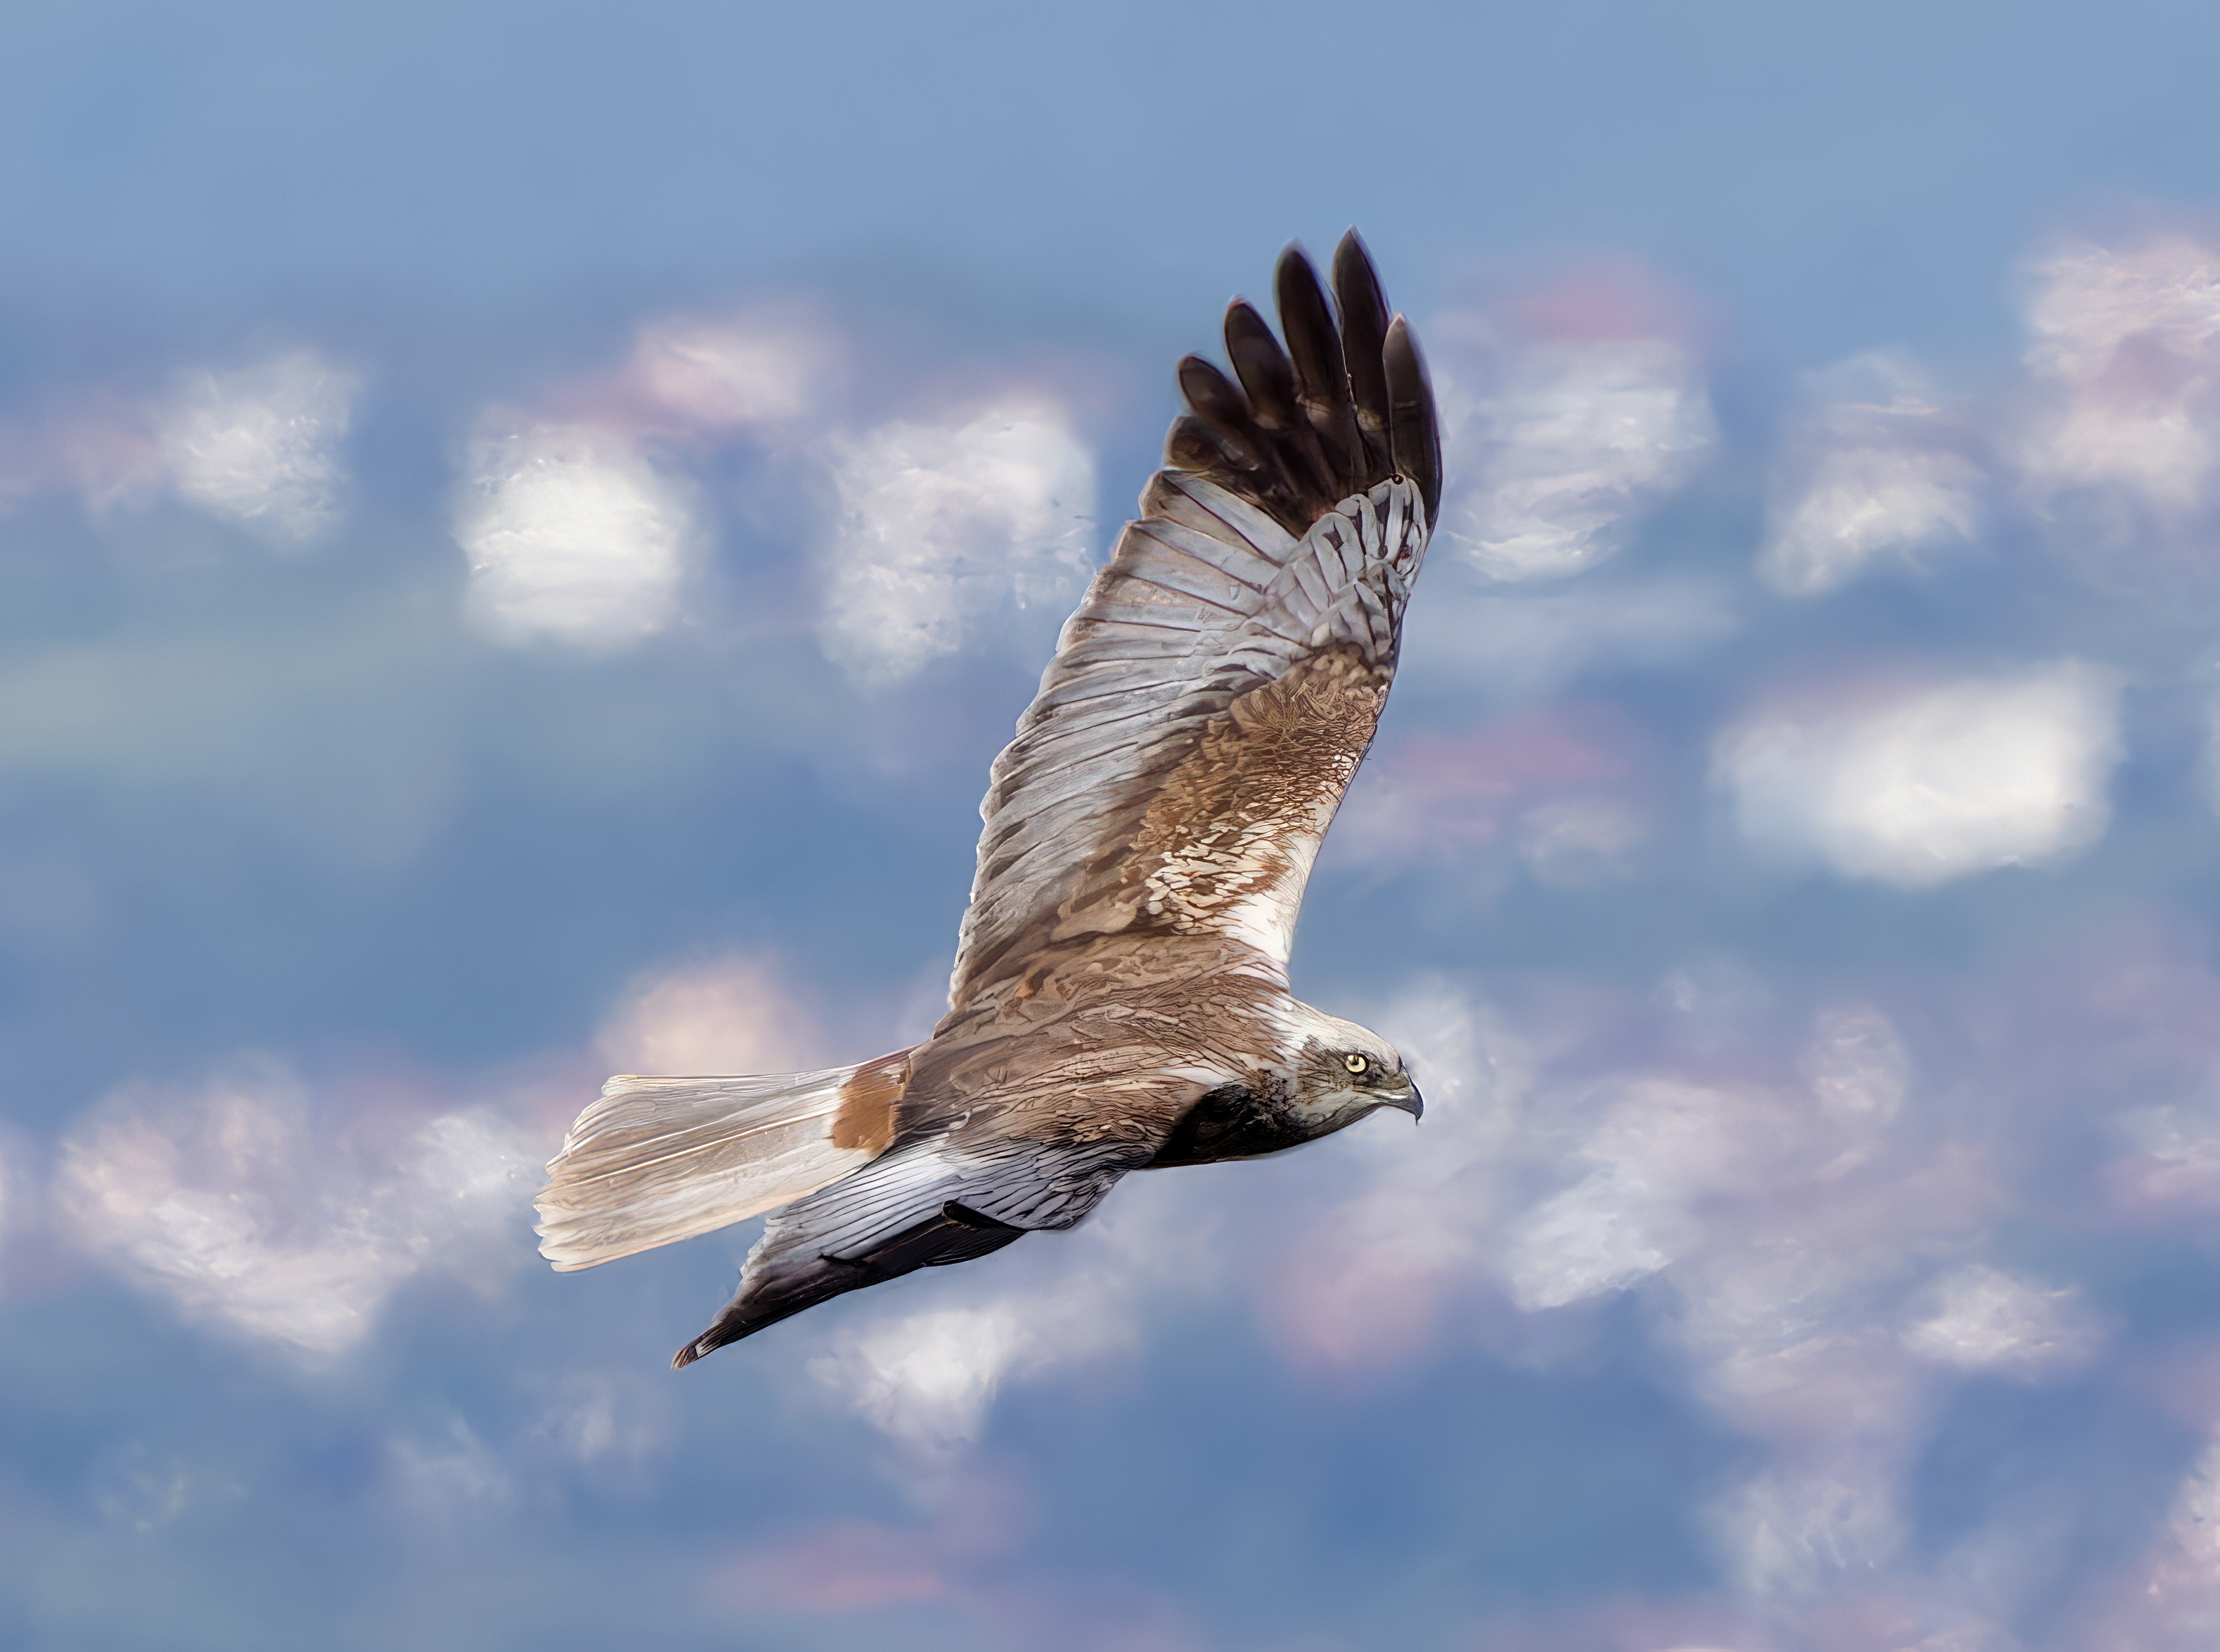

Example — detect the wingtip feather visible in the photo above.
[1383,315,1442,523]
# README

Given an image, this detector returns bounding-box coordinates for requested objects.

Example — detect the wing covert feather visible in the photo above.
[948,233,1439,1009]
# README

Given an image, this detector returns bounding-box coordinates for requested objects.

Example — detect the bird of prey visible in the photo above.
[536,231,1442,1368]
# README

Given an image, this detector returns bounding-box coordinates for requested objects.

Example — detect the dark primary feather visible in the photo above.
[1276,249,1360,496]
[1167,233,1440,537]
[1334,232,1396,482]
[1384,316,1442,521]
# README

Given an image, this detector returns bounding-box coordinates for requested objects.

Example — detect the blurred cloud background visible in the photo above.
[8,2,2220,1648]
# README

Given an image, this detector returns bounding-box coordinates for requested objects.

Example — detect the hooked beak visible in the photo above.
[1384,1081,1423,1121]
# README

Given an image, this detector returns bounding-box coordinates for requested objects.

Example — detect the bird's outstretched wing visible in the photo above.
[950,232,1440,1009]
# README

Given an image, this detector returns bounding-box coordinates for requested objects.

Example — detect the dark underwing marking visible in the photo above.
[1146,1082,1310,1167]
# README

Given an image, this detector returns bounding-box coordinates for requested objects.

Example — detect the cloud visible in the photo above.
[1267,977,2040,1609]
[442,302,841,652]
[708,1468,1200,1650]
[1429,275,1716,581]
[1268,933,2220,1635]
[1899,1263,2104,1378]
[154,352,358,543]
[594,952,826,1076]
[810,1298,1109,1456]
[1708,1455,1912,1599]
[1330,710,1646,886]
[54,1056,540,1361]
[2108,1096,2220,1218]
[445,310,1094,685]
[816,400,1096,687]
[453,417,702,650]
[808,1178,1206,1455]
[2018,236,2220,519]
[625,305,839,433]
[2072,1424,2220,1649]
[1716,663,2122,888]
[1264,979,1518,1370]
[1759,353,1988,597]
[0,351,358,541]
[386,1416,515,1524]
[0,1132,15,1294]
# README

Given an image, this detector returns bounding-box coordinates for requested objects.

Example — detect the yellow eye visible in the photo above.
[1342,1053,1370,1076]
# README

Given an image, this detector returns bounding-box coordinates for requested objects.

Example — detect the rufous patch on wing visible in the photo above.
[830,1050,910,1153]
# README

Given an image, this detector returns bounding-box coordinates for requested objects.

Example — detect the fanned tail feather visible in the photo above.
[534,1048,914,1272]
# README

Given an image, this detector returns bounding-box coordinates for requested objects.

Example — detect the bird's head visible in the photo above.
[1277,1001,1423,1138]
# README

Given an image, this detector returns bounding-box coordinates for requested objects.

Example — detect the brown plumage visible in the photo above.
[535,232,1440,1367]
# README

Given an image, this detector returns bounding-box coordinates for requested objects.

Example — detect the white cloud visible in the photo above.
[814,1300,1063,1455]
[595,952,824,1076]
[1708,1456,1910,1598]
[1435,331,1716,581]
[808,1177,1204,1455]
[454,418,700,650]
[1900,1263,2104,1378]
[156,351,358,543]
[1760,355,1986,597]
[1500,1077,1772,1312]
[1716,664,2122,889]
[54,1056,540,1361]
[817,401,1096,686]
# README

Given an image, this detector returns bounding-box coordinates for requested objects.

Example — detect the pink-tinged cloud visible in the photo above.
[0,354,355,542]
[1331,708,1647,884]
[514,300,844,446]
[625,302,844,434]
[0,396,167,510]
[708,1467,1200,1651]
[52,1054,541,1362]
[2018,236,2220,516]
[715,1519,956,1613]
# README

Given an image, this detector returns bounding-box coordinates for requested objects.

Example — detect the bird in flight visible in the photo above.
[536,232,1442,1367]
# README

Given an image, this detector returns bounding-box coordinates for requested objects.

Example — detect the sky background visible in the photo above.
[10,3,2220,1648]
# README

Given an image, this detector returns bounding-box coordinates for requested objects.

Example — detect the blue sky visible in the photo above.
[10,3,2220,1649]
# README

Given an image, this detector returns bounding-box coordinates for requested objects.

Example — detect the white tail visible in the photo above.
[534,1048,914,1272]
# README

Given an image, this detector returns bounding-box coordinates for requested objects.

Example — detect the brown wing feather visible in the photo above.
[948,233,1439,1011]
